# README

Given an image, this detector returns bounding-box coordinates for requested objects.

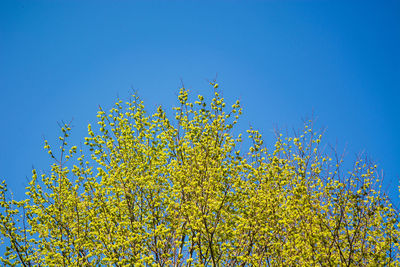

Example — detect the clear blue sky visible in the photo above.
[0,1,399,205]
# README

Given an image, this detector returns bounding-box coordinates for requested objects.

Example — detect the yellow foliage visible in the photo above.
[0,84,399,266]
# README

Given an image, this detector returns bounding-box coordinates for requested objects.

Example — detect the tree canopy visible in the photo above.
[1,83,399,266]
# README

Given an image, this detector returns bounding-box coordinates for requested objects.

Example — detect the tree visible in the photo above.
[0,83,399,266]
